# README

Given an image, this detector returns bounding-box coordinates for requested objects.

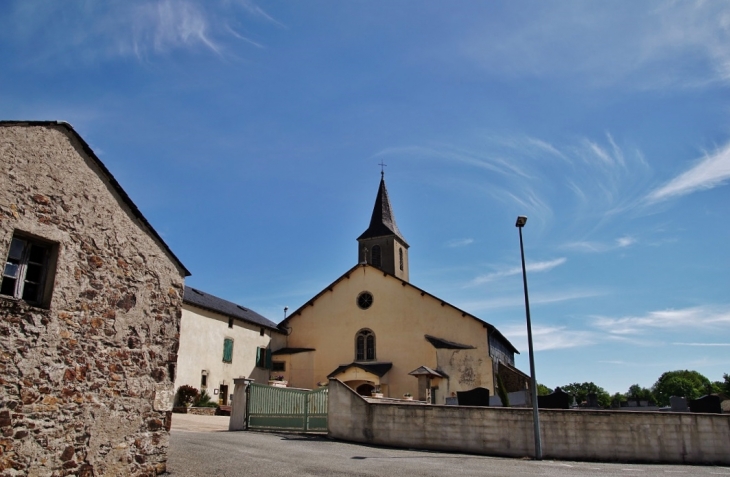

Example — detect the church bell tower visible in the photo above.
[357,172,409,282]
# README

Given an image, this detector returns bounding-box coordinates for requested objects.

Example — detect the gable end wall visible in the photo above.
[0,124,185,476]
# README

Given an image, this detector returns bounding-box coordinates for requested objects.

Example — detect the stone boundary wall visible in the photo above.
[328,379,730,465]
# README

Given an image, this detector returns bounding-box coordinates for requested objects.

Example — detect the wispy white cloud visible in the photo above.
[233,0,286,28]
[446,238,474,248]
[672,342,730,347]
[563,235,636,253]
[470,258,566,285]
[455,2,730,88]
[593,306,730,335]
[501,324,597,352]
[646,141,730,203]
[459,288,604,312]
[2,0,281,63]
[373,145,531,179]
[133,0,220,57]
[615,236,635,248]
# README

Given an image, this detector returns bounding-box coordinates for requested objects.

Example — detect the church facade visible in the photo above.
[270,174,527,404]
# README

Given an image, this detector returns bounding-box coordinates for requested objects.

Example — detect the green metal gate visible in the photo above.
[247,383,328,432]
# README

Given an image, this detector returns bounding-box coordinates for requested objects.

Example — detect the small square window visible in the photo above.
[260,327,265,336]
[1,234,56,307]
[228,317,234,328]
[272,361,285,372]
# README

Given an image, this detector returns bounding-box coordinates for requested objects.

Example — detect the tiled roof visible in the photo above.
[327,362,393,378]
[0,121,190,277]
[424,334,475,350]
[357,175,408,246]
[183,286,279,331]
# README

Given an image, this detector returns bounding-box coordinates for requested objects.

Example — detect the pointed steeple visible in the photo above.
[357,173,409,246]
[357,173,410,281]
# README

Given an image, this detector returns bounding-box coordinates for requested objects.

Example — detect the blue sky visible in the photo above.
[2,1,729,394]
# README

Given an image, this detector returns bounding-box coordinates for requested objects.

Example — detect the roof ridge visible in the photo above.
[183,285,278,330]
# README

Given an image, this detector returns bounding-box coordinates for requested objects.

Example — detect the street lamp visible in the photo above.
[516,215,542,460]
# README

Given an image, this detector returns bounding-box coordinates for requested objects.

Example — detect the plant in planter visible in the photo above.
[371,387,383,398]
[268,375,288,387]
[403,392,413,400]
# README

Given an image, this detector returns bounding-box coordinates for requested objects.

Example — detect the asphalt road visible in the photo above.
[167,415,730,477]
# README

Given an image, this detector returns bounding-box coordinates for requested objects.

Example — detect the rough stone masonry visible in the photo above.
[0,122,188,476]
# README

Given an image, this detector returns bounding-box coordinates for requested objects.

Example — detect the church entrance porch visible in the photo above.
[327,362,392,397]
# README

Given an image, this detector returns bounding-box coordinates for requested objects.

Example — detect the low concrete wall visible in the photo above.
[328,379,730,464]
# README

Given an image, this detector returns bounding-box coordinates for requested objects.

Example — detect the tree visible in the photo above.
[559,382,611,408]
[610,392,626,408]
[724,374,730,394]
[496,374,510,407]
[537,384,553,396]
[626,384,654,402]
[651,370,711,406]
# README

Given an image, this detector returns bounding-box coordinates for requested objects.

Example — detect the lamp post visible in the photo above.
[516,215,542,460]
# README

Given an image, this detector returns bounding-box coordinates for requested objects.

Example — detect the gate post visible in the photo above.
[229,377,253,431]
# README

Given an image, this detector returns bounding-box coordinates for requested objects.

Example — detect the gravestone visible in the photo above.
[538,387,571,409]
[689,395,722,414]
[456,387,490,407]
[670,396,688,412]
[586,392,599,408]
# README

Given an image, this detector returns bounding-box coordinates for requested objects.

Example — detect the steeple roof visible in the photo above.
[357,174,408,246]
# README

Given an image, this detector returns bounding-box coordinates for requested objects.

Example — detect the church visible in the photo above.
[269,173,528,404]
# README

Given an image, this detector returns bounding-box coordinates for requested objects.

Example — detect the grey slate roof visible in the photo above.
[271,347,315,355]
[183,286,279,331]
[357,174,409,246]
[327,362,393,378]
[408,365,447,378]
[424,334,475,350]
[0,121,191,277]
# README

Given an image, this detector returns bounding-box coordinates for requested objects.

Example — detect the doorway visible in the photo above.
[219,384,229,405]
[355,383,375,396]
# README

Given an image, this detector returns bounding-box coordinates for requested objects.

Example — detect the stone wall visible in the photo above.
[328,379,730,465]
[0,123,186,476]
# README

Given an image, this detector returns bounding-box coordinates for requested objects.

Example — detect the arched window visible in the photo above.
[399,248,404,271]
[371,245,382,268]
[355,329,376,361]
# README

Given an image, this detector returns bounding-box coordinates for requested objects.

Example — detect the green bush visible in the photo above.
[194,390,218,408]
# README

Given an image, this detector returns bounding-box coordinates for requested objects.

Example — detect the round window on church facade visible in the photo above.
[357,291,373,310]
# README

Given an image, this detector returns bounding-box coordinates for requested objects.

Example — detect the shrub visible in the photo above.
[176,385,199,407]
[194,390,218,408]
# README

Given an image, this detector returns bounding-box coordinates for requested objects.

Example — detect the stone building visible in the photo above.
[271,173,527,403]
[0,121,189,476]
[174,286,280,406]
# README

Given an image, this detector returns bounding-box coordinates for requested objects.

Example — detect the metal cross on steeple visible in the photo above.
[378,161,387,177]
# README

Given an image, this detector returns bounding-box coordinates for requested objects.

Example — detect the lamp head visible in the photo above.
[515,216,527,227]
